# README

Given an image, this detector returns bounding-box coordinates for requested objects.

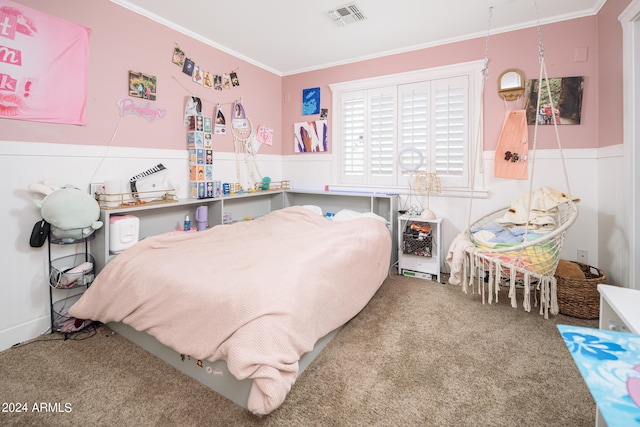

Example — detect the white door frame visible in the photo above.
[620,0,640,289]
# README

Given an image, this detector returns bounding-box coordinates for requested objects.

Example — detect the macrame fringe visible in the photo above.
[461,249,560,319]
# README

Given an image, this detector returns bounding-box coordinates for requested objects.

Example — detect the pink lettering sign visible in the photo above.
[0,44,21,65]
[0,9,18,40]
[117,97,167,122]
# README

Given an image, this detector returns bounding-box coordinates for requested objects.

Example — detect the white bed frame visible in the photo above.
[107,321,341,411]
[94,193,396,412]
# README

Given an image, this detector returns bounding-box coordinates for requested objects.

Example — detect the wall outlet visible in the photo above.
[89,183,104,199]
[577,249,588,264]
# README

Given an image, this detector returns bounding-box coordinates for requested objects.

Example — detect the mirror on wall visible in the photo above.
[497,68,525,101]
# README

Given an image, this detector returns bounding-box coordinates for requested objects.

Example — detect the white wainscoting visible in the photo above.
[0,141,282,351]
[0,141,626,350]
[282,146,625,287]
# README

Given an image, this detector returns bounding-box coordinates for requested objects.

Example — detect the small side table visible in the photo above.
[397,215,442,282]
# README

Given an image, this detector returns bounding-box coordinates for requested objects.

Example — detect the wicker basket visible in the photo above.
[555,261,606,319]
[402,231,432,257]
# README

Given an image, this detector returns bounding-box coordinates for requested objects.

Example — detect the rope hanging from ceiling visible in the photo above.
[457,1,578,319]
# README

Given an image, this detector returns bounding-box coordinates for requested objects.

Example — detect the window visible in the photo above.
[330,60,483,191]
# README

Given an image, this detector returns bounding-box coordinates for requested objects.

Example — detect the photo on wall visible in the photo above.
[128,70,157,101]
[214,104,226,134]
[523,76,584,125]
[172,46,185,67]
[192,66,203,85]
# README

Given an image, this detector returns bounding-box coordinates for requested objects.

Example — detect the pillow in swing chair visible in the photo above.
[496,187,572,227]
[555,259,586,280]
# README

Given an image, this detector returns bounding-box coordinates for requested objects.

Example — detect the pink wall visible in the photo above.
[283,14,618,154]
[1,0,282,155]
[1,1,626,156]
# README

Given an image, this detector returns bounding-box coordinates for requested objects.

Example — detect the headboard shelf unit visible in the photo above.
[94,197,212,271]
[284,190,396,223]
[284,190,398,263]
[94,189,398,273]
[218,191,286,224]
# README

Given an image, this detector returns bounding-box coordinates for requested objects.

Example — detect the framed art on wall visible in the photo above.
[523,76,584,125]
[294,120,327,153]
[302,87,320,115]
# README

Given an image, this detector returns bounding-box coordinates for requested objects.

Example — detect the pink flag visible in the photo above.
[0,0,90,125]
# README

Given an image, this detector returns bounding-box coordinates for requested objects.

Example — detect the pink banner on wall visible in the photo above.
[0,0,90,125]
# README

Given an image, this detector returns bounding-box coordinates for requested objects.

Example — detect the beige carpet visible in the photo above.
[0,273,598,426]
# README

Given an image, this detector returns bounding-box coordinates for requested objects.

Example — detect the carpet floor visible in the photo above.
[0,273,598,426]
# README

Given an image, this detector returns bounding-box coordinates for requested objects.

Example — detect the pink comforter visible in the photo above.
[70,206,391,414]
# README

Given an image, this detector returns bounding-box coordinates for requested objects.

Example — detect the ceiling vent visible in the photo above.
[328,2,367,26]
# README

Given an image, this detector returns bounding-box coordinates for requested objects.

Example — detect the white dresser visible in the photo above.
[598,284,640,334]
[594,284,640,426]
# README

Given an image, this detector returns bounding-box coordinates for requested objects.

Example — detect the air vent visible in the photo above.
[328,2,367,26]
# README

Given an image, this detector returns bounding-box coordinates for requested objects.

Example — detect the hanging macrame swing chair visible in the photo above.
[459,4,579,319]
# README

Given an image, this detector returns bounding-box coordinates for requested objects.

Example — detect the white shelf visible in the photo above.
[93,191,285,272]
[94,190,398,273]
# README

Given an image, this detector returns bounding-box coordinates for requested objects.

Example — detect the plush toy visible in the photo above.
[29,181,103,241]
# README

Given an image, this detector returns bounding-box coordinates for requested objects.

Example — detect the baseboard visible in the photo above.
[0,315,51,352]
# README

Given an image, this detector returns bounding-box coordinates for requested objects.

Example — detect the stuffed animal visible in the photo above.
[29,181,103,241]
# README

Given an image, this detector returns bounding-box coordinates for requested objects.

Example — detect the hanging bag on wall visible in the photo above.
[494,110,528,180]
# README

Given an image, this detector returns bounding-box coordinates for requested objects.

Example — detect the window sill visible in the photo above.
[324,184,489,199]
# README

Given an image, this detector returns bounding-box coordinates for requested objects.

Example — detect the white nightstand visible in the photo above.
[397,215,442,282]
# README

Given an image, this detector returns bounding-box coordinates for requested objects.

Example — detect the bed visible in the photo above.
[69,205,392,415]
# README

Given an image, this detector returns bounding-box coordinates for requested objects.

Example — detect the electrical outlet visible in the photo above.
[89,183,104,199]
[577,249,588,264]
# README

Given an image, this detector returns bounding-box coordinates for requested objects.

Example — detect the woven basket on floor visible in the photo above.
[555,261,606,319]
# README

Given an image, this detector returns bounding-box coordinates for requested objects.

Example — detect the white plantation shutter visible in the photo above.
[369,88,396,185]
[331,61,480,190]
[341,92,365,183]
[340,87,396,185]
[399,82,429,185]
[433,76,468,188]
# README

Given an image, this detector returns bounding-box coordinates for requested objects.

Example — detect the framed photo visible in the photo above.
[128,70,157,101]
[523,76,584,125]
